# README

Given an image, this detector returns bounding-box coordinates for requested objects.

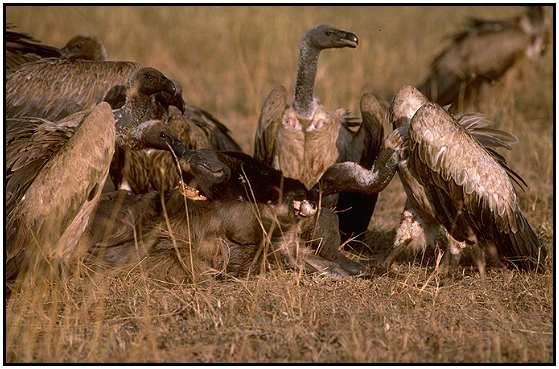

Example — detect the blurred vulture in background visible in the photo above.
[418,6,550,107]
[254,24,385,242]
[6,68,185,283]
[104,82,242,193]
[6,26,107,72]
[386,86,545,274]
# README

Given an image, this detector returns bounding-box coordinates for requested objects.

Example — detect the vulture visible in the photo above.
[104,82,241,193]
[418,6,550,107]
[6,68,185,283]
[6,27,106,72]
[254,24,384,241]
[384,86,546,274]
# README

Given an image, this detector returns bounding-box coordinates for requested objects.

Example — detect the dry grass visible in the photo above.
[5,5,554,363]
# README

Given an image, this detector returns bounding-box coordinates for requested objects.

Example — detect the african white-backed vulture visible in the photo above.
[384,86,525,273]
[418,6,550,107]
[386,86,546,273]
[254,24,385,241]
[6,27,107,72]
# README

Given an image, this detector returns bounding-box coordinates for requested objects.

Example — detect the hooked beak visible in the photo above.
[339,31,358,48]
[154,89,185,114]
[165,79,185,113]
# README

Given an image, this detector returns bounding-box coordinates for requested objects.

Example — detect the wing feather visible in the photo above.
[7,103,116,265]
[6,59,140,121]
[408,103,544,268]
[183,103,242,152]
[254,85,288,166]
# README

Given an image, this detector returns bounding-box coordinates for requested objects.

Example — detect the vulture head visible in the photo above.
[129,67,178,97]
[303,24,359,50]
[305,24,359,50]
[133,68,185,114]
[60,35,107,61]
[390,85,429,129]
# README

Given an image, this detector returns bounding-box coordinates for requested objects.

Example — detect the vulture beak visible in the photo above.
[164,79,185,113]
[154,89,186,114]
[338,31,359,48]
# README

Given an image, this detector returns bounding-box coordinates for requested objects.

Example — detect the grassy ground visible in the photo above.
[5,5,554,363]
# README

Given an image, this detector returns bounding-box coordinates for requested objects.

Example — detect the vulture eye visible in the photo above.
[160,132,167,139]
[325,31,333,36]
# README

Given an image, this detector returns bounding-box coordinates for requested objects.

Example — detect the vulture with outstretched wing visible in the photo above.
[385,86,528,274]
[418,6,549,107]
[6,104,116,281]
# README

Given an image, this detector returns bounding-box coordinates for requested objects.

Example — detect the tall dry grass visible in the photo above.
[5,5,554,363]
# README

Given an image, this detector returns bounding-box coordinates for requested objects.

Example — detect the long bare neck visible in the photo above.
[294,39,320,118]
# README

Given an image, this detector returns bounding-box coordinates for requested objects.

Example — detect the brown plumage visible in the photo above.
[104,79,241,193]
[6,68,186,283]
[255,88,386,240]
[386,86,523,274]
[6,27,107,72]
[6,58,141,121]
[385,86,545,273]
[254,25,385,242]
[418,6,550,107]
[6,103,116,281]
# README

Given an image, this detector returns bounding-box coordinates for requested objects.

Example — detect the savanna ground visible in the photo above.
[4,5,554,363]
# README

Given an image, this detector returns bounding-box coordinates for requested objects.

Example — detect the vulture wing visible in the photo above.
[336,93,386,241]
[408,103,545,269]
[6,58,140,121]
[254,85,288,166]
[6,103,116,277]
[183,103,242,152]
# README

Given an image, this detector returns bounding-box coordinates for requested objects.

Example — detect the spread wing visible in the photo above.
[254,85,288,166]
[336,93,387,241]
[6,58,140,121]
[408,103,545,269]
[183,103,242,152]
[7,103,116,274]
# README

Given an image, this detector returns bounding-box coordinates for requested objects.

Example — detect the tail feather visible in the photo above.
[496,210,547,272]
